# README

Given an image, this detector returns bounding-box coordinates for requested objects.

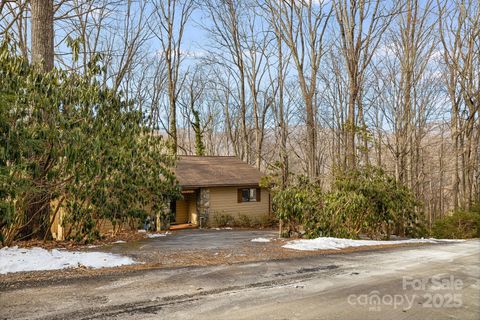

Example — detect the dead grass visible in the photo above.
[10,230,147,250]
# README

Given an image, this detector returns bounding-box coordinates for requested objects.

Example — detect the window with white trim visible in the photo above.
[238,188,261,202]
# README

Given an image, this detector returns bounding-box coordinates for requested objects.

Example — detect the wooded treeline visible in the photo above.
[1,0,479,227]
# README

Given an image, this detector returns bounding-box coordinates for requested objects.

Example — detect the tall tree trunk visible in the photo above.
[239,68,248,162]
[357,90,369,166]
[305,97,317,177]
[439,129,445,216]
[375,105,383,167]
[452,106,460,211]
[168,85,177,155]
[346,81,357,170]
[277,38,288,188]
[31,0,54,72]
[475,116,480,205]
[25,0,54,240]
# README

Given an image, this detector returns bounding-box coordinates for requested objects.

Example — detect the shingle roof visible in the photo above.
[175,156,265,188]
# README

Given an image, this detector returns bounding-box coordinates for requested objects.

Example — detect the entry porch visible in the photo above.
[170,189,199,227]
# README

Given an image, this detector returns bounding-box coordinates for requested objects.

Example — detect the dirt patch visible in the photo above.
[9,230,153,250]
[136,241,435,267]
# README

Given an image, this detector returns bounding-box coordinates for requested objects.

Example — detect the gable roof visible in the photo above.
[175,156,265,188]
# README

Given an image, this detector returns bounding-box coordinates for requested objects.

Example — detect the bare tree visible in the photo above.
[178,66,210,155]
[385,0,437,188]
[263,0,292,186]
[150,0,194,155]
[0,1,29,59]
[243,7,272,169]
[319,46,349,172]
[265,0,331,178]
[203,0,251,162]
[332,0,397,170]
[438,0,480,210]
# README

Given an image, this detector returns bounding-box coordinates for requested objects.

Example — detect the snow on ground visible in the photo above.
[282,237,465,251]
[113,240,126,244]
[0,246,137,274]
[251,238,271,243]
[145,231,171,238]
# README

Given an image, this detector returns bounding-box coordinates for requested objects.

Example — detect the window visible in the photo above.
[238,188,261,203]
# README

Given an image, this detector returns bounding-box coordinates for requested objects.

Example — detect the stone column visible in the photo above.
[197,188,210,228]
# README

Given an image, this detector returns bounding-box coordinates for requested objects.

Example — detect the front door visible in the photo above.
[174,199,189,224]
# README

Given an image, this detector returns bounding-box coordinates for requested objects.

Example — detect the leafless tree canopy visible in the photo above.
[2,0,479,223]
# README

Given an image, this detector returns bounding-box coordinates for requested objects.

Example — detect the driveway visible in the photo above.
[90,229,287,267]
[102,229,278,252]
[1,240,479,320]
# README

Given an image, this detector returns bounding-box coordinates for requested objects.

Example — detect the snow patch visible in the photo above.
[282,237,465,251]
[0,246,137,274]
[251,238,271,243]
[428,239,465,242]
[146,232,171,238]
[113,240,126,244]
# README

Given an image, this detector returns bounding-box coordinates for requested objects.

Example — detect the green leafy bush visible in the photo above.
[233,214,277,228]
[272,175,322,237]
[432,206,480,239]
[305,190,370,239]
[270,167,425,239]
[212,212,235,227]
[253,215,278,228]
[319,167,425,239]
[0,40,180,245]
[237,214,252,228]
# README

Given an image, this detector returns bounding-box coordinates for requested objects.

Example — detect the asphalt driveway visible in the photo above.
[102,229,278,252]
[90,229,282,266]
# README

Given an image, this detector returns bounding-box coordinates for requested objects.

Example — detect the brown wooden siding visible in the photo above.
[208,187,270,223]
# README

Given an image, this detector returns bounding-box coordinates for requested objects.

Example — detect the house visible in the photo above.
[50,156,270,240]
[172,156,271,227]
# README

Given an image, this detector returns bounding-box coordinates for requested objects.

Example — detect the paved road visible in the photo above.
[1,241,479,320]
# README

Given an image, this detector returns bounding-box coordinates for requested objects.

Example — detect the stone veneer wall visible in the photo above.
[197,188,210,228]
